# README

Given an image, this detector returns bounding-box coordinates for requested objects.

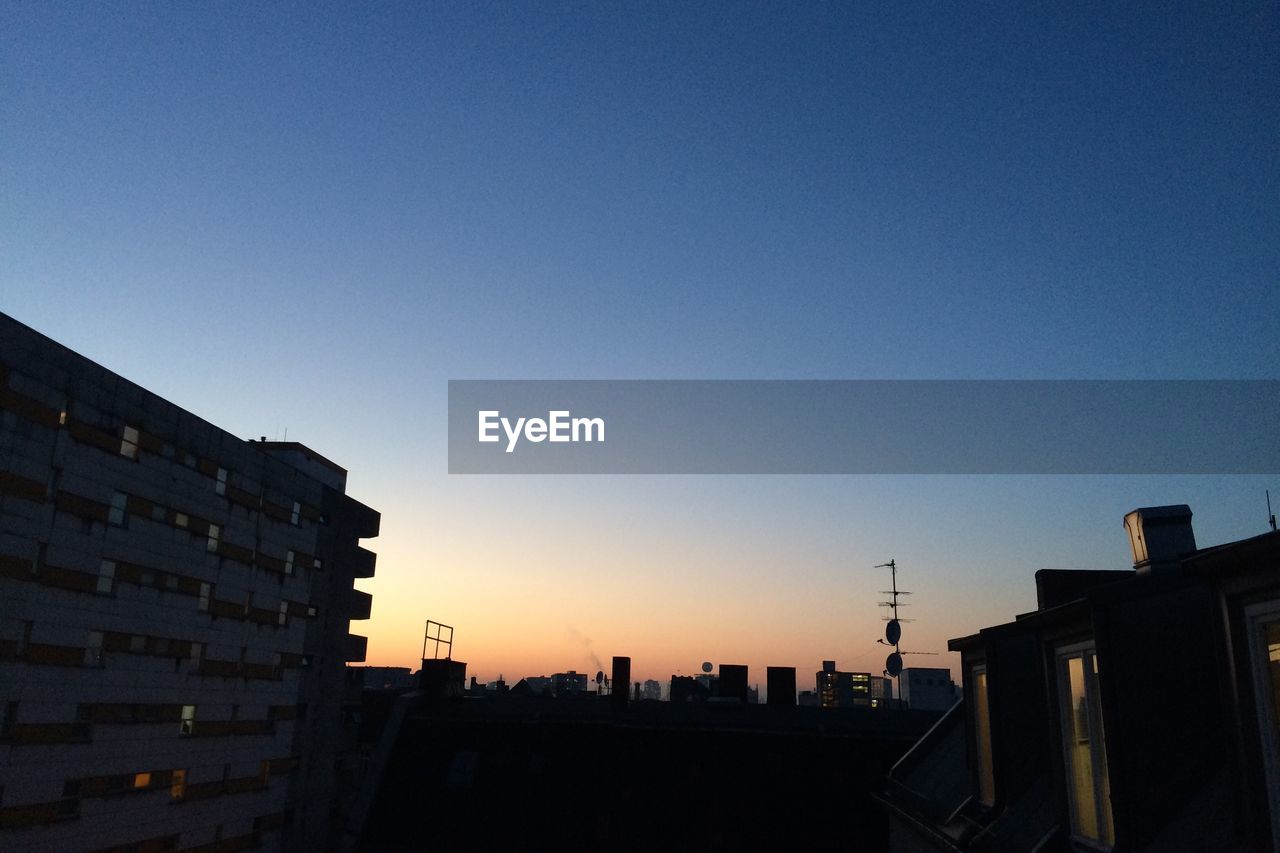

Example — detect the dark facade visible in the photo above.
[878,506,1280,852]
[355,696,941,851]
[0,312,379,851]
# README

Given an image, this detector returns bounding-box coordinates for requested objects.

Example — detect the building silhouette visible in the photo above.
[878,505,1280,852]
[0,313,378,851]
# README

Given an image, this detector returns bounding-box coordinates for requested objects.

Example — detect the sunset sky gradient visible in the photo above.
[3,2,1277,689]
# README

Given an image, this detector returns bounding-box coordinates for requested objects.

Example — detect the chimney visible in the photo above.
[1124,505,1196,575]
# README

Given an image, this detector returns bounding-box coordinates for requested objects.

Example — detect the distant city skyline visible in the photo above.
[3,3,1277,687]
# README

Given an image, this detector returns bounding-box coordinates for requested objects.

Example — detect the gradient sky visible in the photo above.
[3,2,1277,690]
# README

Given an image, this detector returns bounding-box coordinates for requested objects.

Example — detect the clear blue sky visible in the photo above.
[3,2,1277,683]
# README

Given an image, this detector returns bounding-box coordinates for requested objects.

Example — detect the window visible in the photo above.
[291,501,301,525]
[108,492,127,526]
[278,601,289,627]
[174,512,188,529]
[207,524,220,553]
[150,504,164,522]
[285,550,295,576]
[85,631,104,667]
[215,467,227,496]
[133,772,151,789]
[129,635,146,653]
[97,560,116,594]
[17,621,31,657]
[198,583,211,612]
[1246,600,1280,851]
[313,558,322,570]
[189,643,203,665]
[179,704,196,736]
[307,605,317,618]
[1057,643,1113,846]
[972,665,995,805]
[58,780,80,816]
[2,701,17,738]
[170,768,186,801]
[120,425,139,460]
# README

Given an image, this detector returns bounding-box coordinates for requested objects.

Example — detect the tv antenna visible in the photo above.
[1268,490,1277,532]
[874,560,908,679]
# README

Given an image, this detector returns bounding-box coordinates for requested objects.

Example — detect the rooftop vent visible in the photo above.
[1124,505,1196,574]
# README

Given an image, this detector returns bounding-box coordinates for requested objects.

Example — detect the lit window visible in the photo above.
[120,426,139,460]
[313,558,322,570]
[198,583,211,612]
[170,768,186,801]
[972,665,995,805]
[97,560,115,594]
[307,605,317,618]
[180,705,196,736]
[278,601,289,627]
[174,512,188,528]
[1246,600,1280,851]
[215,467,227,496]
[133,772,151,789]
[1057,644,1113,846]
[285,550,295,576]
[189,642,203,664]
[108,492,127,526]
[85,631,104,667]
[291,501,301,525]
[207,524,220,552]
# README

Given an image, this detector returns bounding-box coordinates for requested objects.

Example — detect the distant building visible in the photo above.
[878,505,1280,851]
[670,676,711,703]
[512,676,552,697]
[0,312,379,851]
[767,667,797,706]
[869,675,894,708]
[354,666,415,692]
[816,661,875,708]
[797,690,820,707]
[641,679,662,701]
[897,667,956,711]
[718,664,749,703]
[551,670,588,697]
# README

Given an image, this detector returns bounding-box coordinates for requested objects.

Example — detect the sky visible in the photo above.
[2,2,1277,692]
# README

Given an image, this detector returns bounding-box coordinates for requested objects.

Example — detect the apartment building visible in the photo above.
[877,505,1280,852]
[0,313,378,852]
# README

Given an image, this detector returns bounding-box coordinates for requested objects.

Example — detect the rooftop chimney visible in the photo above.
[1124,505,1196,575]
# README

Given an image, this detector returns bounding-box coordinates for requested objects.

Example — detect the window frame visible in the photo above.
[971,663,996,806]
[1245,598,1280,851]
[1054,640,1114,849]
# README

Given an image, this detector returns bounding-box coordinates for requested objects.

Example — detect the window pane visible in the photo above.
[973,667,995,804]
[1060,649,1113,845]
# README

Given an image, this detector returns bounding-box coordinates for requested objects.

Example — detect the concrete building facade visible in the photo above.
[897,667,957,712]
[0,313,378,852]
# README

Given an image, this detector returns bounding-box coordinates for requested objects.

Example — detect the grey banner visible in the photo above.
[447,380,1279,474]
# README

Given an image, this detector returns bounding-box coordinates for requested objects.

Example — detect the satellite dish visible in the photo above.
[701,661,713,674]
[595,670,604,685]
[885,619,902,646]
[885,652,903,677]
